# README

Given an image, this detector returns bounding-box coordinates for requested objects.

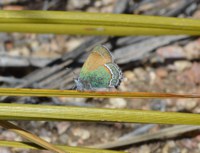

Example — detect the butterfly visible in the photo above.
[74,45,122,90]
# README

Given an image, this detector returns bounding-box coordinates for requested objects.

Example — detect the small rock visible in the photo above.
[50,40,59,52]
[174,61,192,72]
[134,68,148,81]
[149,71,156,84]
[184,39,200,59]
[168,140,176,147]
[109,98,127,108]
[193,107,200,114]
[181,148,188,153]
[68,0,90,9]
[102,0,114,5]
[59,133,70,144]
[177,99,197,110]
[192,63,200,82]
[3,5,24,10]
[124,71,137,81]
[156,45,186,59]
[65,38,84,52]
[138,145,150,153]
[30,41,40,52]
[185,99,197,110]
[94,0,103,7]
[181,139,197,149]
[101,3,114,13]
[189,63,200,84]
[176,63,200,85]
[193,10,200,19]
[72,128,90,140]
[37,34,54,43]
[2,131,19,140]
[155,68,168,78]
[118,81,128,91]
[56,122,70,135]
[4,40,14,51]
[169,147,180,153]
[0,147,11,153]
[162,143,169,153]
[20,46,30,57]
[64,97,86,103]
[195,134,200,141]
[163,141,178,153]
[7,48,20,56]
[120,71,136,91]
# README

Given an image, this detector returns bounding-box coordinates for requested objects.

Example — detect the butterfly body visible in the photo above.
[75,45,122,90]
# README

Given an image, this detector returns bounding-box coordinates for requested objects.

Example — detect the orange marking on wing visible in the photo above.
[82,46,113,71]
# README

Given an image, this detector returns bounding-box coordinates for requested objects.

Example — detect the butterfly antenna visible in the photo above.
[71,84,77,90]
[66,68,79,90]
[66,68,77,79]
[72,71,78,80]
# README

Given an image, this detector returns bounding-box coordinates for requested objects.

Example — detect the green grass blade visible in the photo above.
[0,121,67,153]
[0,10,199,35]
[0,23,199,35]
[92,125,200,149]
[0,103,200,125]
[0,11,199,30]
[0,88,199,98]
[0,140,124,153]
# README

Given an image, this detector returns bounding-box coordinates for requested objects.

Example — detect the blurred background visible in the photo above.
[0,0,200,152]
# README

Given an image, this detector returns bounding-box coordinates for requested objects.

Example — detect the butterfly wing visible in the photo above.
[81,45,113,72]
[105,62,123,87]
[79,45,113,89]
[79,63,122,89]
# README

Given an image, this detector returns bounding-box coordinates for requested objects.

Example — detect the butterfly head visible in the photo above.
[74,78,83,90]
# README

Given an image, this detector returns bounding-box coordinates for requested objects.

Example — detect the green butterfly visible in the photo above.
[75,45,122,90]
